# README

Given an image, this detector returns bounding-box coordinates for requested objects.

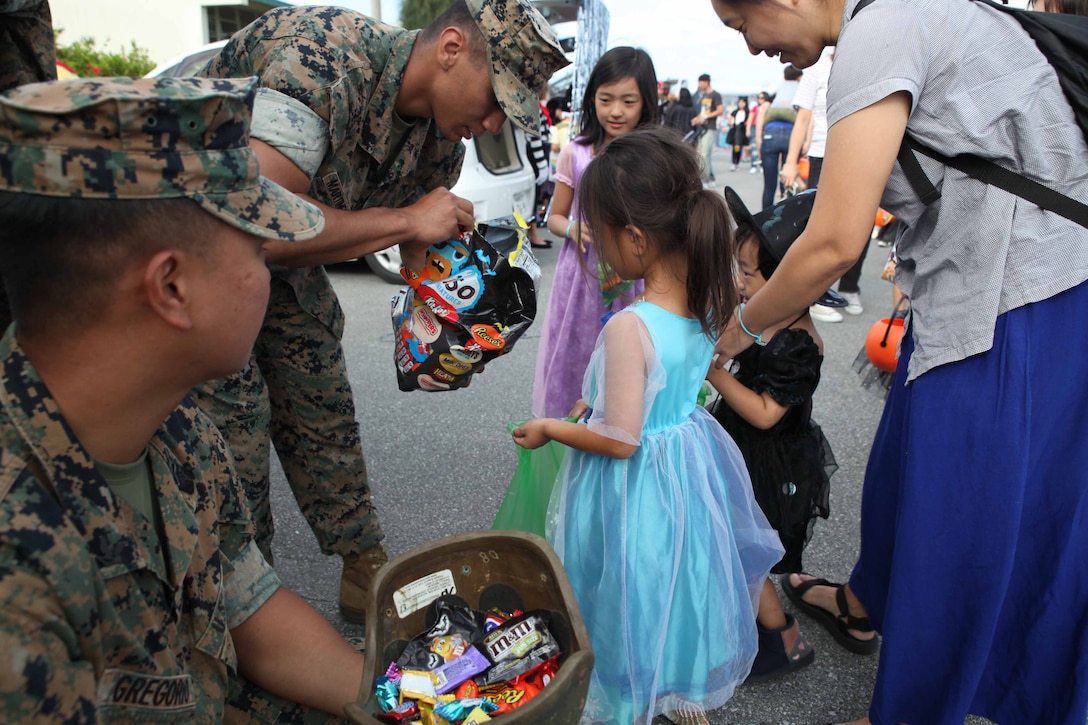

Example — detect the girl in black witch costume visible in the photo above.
[707,188,840,682]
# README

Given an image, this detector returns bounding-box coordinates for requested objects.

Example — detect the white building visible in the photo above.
[49,0,379,66]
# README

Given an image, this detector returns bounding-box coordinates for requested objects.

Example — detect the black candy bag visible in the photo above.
[392,218,540,392]
[396,595,485,671]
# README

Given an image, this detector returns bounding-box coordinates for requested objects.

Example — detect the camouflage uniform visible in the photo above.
[0,0,56,92]
[0,0,57,335]
[0,336,348,723]
[195,7,466,563]
[0,77,339,722]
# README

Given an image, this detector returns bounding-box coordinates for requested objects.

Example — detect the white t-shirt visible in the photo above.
[792,55,831,158]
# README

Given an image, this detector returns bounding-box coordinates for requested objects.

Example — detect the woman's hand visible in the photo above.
[512,419,552,449]
[780,159,800,189]
[567,399,589,420]
[714,314,755,368]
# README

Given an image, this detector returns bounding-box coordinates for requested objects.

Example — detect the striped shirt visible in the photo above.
[828,0,1088,381]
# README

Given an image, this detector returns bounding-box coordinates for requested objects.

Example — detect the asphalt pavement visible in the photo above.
[267,148,994,725]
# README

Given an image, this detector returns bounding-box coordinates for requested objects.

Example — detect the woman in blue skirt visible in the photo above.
[707,0,1088,722]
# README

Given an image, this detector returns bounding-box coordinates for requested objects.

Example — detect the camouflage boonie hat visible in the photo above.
[467,0,570,136]
[0,76,324,241]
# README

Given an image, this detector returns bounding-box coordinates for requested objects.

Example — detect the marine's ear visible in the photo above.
[141,249,194,331]
[435,25,470,71]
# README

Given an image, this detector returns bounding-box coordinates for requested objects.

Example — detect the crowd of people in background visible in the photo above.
[656,68,819,195]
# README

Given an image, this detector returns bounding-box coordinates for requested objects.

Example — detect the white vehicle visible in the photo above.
[365,120,535,283]
[147,41,536,284]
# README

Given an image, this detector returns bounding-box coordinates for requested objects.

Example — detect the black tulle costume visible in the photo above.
[710,328,836,573]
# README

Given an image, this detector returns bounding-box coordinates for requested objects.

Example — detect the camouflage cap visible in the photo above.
[0,76,324,241]
[467,0,570,136]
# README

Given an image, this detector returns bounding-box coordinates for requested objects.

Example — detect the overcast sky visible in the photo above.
[302,0,1031,96]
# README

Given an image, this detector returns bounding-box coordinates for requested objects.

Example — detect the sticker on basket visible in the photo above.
[393,569,457,618]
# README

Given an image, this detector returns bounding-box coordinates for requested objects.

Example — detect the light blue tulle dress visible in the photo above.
[547,302,783,724]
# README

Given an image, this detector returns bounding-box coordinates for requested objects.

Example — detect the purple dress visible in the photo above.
[531,138,644,418]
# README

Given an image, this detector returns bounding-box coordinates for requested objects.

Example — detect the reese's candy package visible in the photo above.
[474,680,543,716]
[392,216,540,392]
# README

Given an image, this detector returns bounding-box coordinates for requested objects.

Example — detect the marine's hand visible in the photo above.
[714,315,755,368]
[400,188,475,268]
[512,419,551,449]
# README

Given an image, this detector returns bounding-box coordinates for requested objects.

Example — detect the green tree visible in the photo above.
[54,31,156,78]
[398,0,450,30]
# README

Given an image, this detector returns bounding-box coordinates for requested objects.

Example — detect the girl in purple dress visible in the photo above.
[531,47,659,418]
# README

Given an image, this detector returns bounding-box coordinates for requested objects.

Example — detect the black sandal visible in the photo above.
[780,573,879,656]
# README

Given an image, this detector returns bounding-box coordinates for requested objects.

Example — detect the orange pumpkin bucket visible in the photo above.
[866,316,905,373]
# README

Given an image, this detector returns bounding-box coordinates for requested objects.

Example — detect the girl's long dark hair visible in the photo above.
[577,125,737,338]
[577,47,659,150]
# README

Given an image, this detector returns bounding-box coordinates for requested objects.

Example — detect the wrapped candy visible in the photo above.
[375,700,419,723]
[474,612,562,686]
[375,676,399,713]
[432,645,490,695]
[474,680,543,715]
[461,705,493,725]
[397,596,484,672]
[433,697,498,722]
[391,217,539,392]
[398,670,438,705]
[372,595,565,722]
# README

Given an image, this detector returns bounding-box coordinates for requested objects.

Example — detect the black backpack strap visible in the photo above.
[896,137,942,206]
[853,0,1088,228]
[902,136,1088,228]
[850,0,876,18]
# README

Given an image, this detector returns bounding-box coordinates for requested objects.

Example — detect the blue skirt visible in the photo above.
[850,280,1088,725]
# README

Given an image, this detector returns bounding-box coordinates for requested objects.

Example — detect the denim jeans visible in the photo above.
[760,121,793,209]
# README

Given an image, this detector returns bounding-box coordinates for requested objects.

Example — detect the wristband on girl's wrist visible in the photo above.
[565,218,576,239]
[737,303,767,346]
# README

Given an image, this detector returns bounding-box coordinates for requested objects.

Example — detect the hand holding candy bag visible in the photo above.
[391,217,540,392]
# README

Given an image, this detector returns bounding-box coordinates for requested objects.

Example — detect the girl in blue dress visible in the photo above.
[512,126,783,725]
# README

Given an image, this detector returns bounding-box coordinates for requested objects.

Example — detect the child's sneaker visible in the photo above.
[810,303,843,323]
[841,291,863,315]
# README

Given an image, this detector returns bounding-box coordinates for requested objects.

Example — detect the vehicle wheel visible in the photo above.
[365,246,405,284]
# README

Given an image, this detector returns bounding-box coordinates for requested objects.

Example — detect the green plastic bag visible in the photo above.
[492,419,574,537]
